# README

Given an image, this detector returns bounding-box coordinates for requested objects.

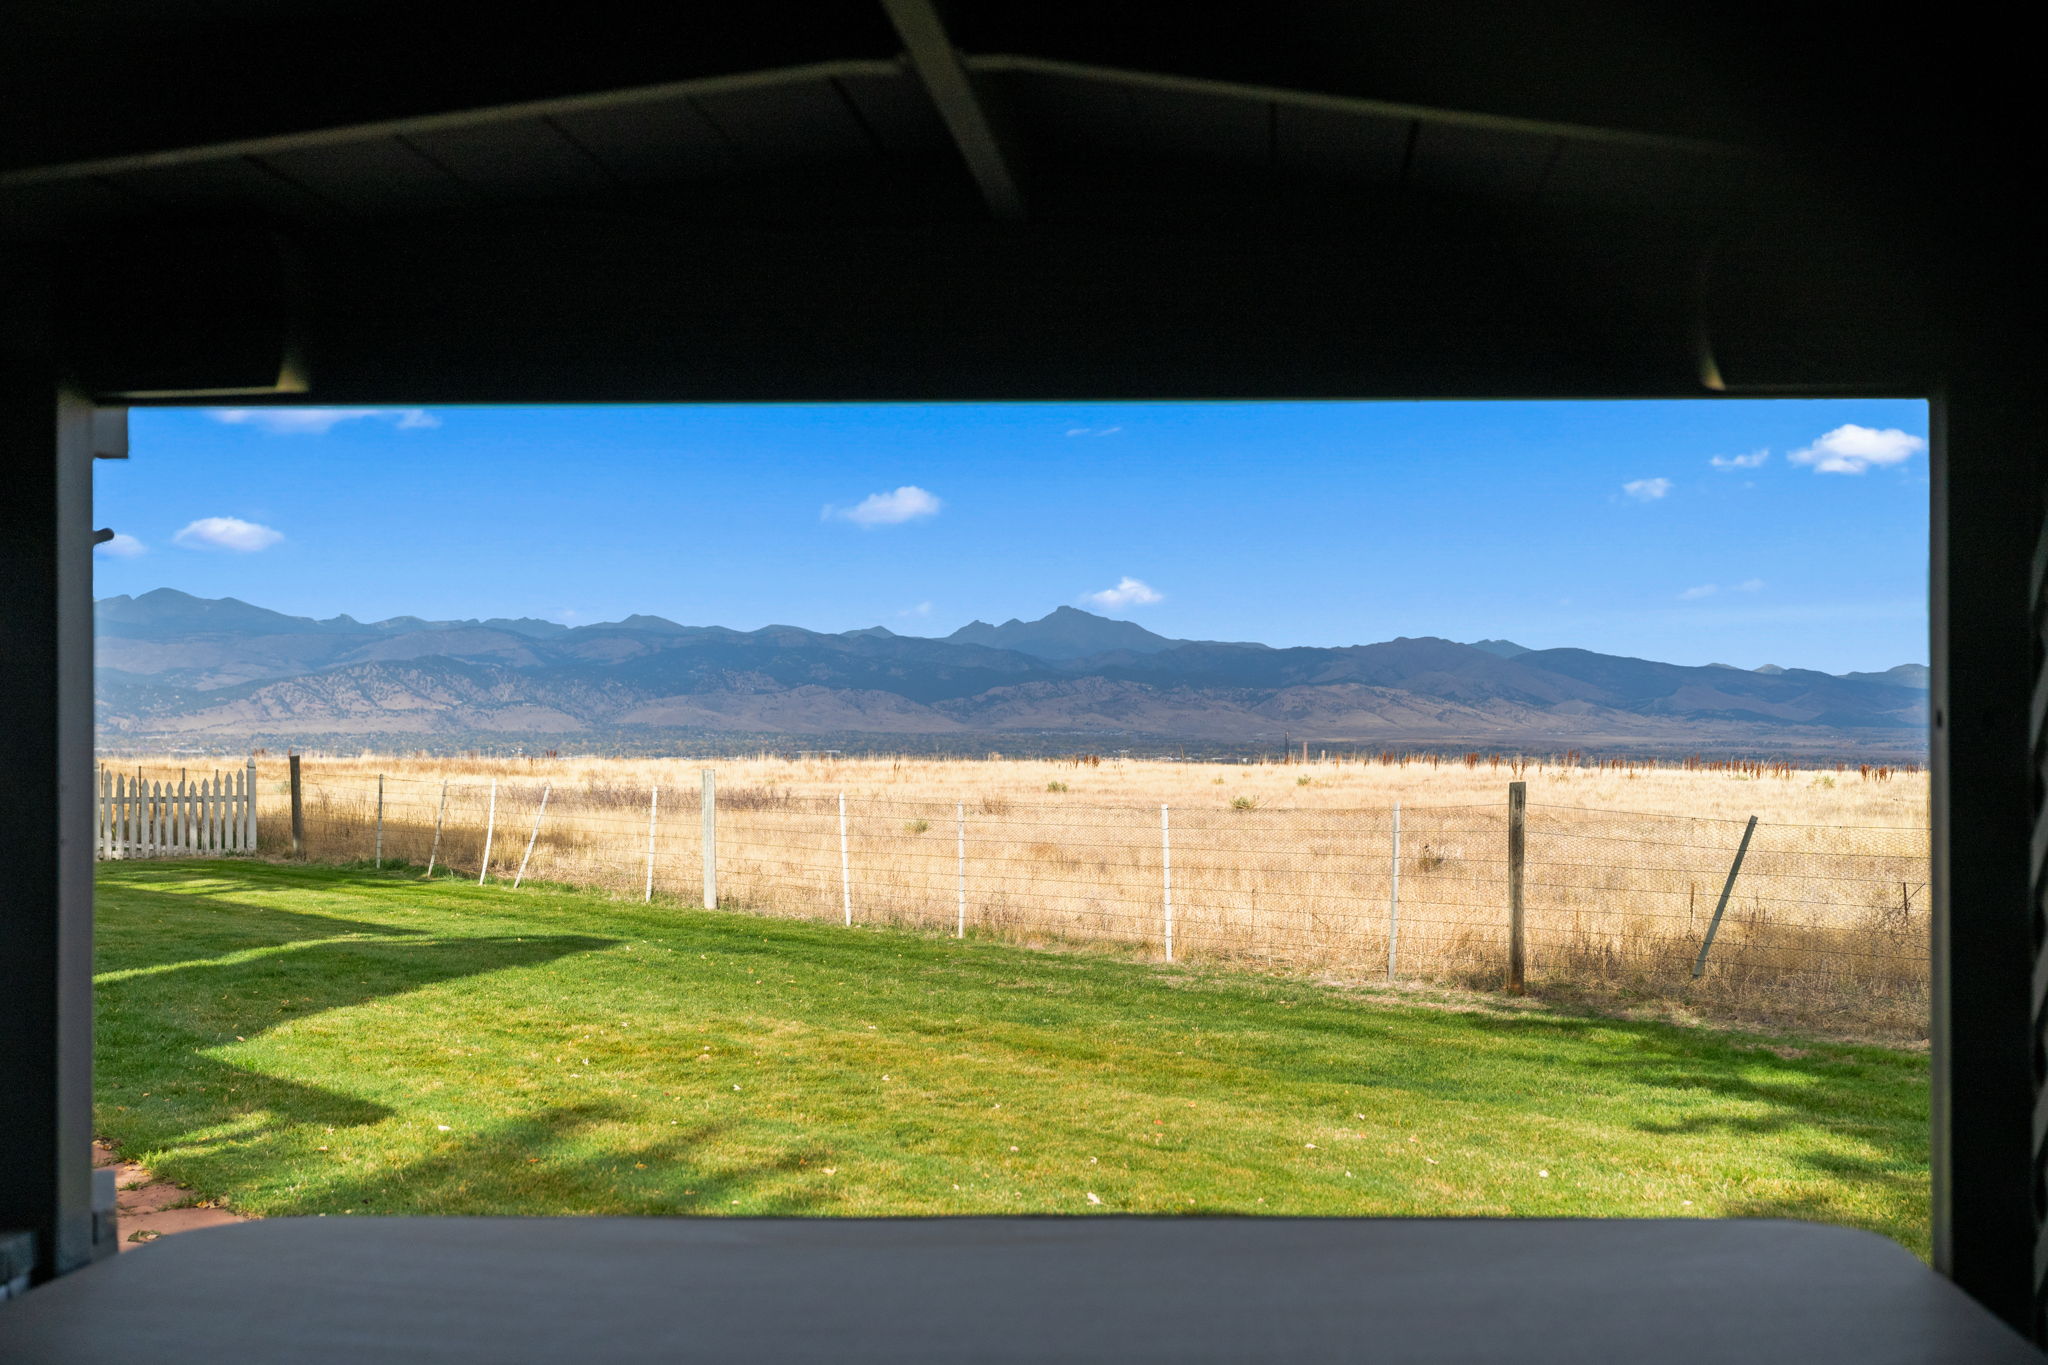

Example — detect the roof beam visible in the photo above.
[0,61,902,189]
[881,0,1024,220]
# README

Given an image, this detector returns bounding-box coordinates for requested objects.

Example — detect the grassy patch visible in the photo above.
[94,861,1929,1252]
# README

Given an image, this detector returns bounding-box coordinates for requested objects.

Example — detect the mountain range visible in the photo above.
[93,589,1928,757]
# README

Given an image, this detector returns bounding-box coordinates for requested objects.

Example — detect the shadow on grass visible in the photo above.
[95,877,429,976]
[92,861,1926,1233]
[97,878,620,1196]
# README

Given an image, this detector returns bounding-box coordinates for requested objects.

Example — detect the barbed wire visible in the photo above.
[99,762,1933,1024]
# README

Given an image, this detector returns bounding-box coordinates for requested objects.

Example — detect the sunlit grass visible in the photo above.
[94,860,1929,1253]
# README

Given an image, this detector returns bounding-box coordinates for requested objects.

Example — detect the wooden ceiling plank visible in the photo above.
[98,156,337,219]
[404,120,617,201]
[549,98,738,184]
[258,137,478,215]
[689,80,882,166]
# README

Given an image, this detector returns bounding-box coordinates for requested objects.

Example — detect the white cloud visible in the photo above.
[1622,477,1672,502]
[173,517,284,552]
[209,408,441,436]
[1710,448,1769,470]
[898,601,935,619]
[94,532,146,559]
[1083,576,1163,609]
[824,486,942,527]
[1788,424,1924,475]
[1680,577,1762,601]
[1063,426,1124,437]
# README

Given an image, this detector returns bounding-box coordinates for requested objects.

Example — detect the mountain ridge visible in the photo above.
[93,591,1929,756]
[945,605,1268,661]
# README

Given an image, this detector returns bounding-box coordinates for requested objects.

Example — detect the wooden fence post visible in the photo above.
[1507,780,1526,994]
[288,754,305,860]
[1692,815,1761,978]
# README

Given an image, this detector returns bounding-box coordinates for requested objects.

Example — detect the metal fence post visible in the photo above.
[477,778,498,885]
[1388,801,1401,981]
[1693,815,1761,978]
[1161,803,1174,963]
[288,754,305,860]
[644,785,659,903]
[1507,780,1526,994]
[839,791,852,926]
[956,801,966,938]
[701,769,717,910]
[374,773,384,868]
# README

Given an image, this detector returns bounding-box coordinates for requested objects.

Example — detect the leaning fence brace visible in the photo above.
[513,782,551,889]
[424,780,449,877]
[1693,814,1761,977]
[477,778,497,885]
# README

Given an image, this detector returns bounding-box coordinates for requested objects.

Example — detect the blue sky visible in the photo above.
[94,399,1929,674]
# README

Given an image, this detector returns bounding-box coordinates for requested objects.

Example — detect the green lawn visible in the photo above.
[94,861,1930,1253]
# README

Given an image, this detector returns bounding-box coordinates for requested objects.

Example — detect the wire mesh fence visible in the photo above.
[107,761,1931,1035]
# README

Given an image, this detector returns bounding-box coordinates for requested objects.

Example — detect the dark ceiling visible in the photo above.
[0,3,1981,403]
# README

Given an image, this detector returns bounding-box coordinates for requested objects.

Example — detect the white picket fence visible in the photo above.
[96,762,258,859]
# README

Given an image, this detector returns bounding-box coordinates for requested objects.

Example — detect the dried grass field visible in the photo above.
[102,752,1931,1041]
